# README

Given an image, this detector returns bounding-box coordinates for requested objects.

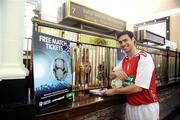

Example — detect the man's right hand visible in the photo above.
[110,71,116,80]
[114,70,128,80]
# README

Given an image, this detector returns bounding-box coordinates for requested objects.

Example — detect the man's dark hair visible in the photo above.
[117,30,134,39]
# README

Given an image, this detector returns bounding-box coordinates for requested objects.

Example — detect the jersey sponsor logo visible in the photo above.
[122,75,134,87]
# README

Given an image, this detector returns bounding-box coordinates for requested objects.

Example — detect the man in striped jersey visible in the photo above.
[104,31,159,120]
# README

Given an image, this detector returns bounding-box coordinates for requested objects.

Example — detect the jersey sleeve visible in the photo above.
[135,53,155,89]
[113,59,123,72]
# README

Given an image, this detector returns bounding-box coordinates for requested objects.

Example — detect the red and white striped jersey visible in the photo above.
[114,50,159,105]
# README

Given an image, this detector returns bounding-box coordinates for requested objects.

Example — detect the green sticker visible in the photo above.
[122,75,134,87]
[66,92,73,99]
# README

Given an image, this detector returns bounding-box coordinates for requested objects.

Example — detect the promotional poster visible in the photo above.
[32,31,73,110]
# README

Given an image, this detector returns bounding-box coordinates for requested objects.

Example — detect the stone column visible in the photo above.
[0,0,29,80]
[0,1,2,69]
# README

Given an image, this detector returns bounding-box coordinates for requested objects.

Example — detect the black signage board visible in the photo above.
[32,25,73,111]
[146,30,165,45]
[65,1,126,31]
[137,30,165,45]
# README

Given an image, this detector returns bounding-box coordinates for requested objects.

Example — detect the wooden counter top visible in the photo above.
[35,91,126,120]
[35,80,180,120]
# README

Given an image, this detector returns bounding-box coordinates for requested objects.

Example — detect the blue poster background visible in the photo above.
[32,32,72,110]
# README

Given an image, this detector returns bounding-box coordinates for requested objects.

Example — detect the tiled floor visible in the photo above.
[173,113,180,120]
[163,106,180,120]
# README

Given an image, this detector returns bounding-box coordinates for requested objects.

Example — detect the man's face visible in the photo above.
[118,34,135,53]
